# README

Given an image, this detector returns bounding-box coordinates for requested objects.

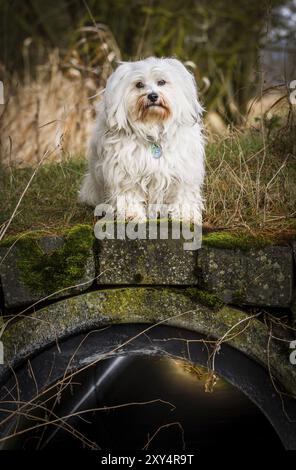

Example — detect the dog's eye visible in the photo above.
[136,81,145,89]
[157,80,166,86]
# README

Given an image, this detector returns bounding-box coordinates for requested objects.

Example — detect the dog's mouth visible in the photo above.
[146,102,163,108]
[136,96,171,122]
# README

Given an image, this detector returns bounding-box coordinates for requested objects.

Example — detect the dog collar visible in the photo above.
[150,143,162,159]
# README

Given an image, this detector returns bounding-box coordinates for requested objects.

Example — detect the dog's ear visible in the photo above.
[166,58,204,123]
[104,62,131,130]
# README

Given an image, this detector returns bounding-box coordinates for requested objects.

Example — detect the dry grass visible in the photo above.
[0,22,121,167]
[205,129,296,235]
[0,50,98,167]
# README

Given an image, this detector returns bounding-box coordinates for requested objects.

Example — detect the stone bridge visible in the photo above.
[0,224,296,447]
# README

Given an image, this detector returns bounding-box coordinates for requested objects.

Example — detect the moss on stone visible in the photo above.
[98,287,149,318]
[0,230,50,248]
[182,287,224,310]
[94,220,276,251]
[83,287,222,324]
[202,231,273,251]
[15,224,94,294]
[232,289,247,304]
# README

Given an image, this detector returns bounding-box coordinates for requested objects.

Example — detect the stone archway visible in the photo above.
[1,288,296,448]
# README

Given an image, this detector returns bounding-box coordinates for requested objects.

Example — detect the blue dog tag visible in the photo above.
[150,143,162,158]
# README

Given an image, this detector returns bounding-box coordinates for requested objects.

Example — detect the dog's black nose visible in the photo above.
[147,92,158,102]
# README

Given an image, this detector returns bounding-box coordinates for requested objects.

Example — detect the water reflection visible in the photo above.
[4,355,283,450]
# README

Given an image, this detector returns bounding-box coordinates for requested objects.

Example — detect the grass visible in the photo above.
[204,129,296,237]
[0,157,93,235]
[0,129,295,240]
[0,50,96,167]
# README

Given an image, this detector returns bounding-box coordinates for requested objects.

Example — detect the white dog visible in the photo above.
[79,57,205,223]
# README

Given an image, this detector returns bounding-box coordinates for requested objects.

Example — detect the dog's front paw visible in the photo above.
[125,212,147,223]
[183,211,202,225]
[117,205,147,223]
[169,205,202,225]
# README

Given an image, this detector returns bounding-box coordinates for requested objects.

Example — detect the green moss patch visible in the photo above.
[182,287,224,310]
[0,230,58,248]
[202,231,273,250]
[232,289,247,304]
[16,224,94,294]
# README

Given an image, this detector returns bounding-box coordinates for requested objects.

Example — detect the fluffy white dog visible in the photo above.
[79,57,205,223]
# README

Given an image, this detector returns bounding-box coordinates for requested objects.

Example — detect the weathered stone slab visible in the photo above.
[96,237,198,285]
[94,219,205,286]
[0,225,95,309]
[0,223,294,310]
[197,245,294,307]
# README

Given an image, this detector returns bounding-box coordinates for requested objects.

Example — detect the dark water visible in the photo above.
[5,356,283,450]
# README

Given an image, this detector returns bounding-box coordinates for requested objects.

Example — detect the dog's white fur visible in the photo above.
[79,57,205,222]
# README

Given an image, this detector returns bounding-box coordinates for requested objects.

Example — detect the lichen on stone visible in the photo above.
[15,224,94,294]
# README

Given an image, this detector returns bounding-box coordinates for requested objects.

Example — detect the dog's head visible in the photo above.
[103,57,203,132]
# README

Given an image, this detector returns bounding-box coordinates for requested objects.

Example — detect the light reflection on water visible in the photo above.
[5,355,283,450]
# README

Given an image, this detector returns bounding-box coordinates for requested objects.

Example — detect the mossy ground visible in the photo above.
[14,224,94,294]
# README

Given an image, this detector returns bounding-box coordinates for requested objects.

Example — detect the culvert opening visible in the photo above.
[2,356,283,450]
[1,324,295,450]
